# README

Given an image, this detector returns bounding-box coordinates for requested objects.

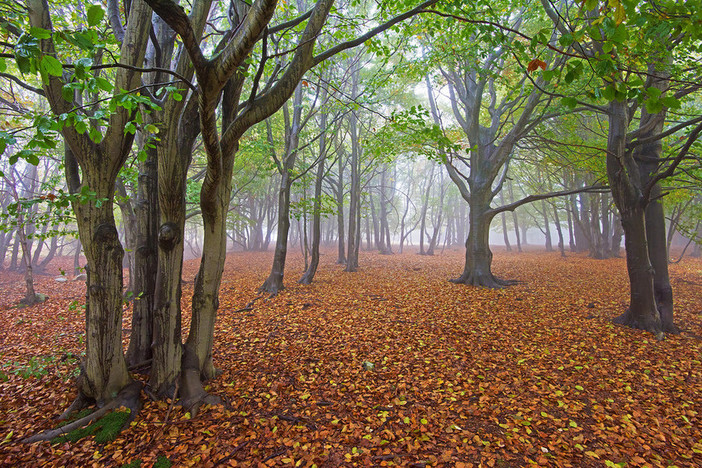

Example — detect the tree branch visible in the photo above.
[488,184,609,217]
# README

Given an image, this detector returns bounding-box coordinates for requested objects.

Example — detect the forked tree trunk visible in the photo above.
[607,100,662,335]
[300,103,328,284]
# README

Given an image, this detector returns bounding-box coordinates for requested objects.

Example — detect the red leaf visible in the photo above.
[527,59,547,73]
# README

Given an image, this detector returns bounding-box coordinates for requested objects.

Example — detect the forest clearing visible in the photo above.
[1,248,701,467]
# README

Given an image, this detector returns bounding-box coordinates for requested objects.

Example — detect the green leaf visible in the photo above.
[95,76,113,92]
[645,98,663,114]
[88,127,102,143]
[87,5,105,27]
[660,96,680,109]
[62,85,74,102]
[29,27,51,39]
[40,55,63,77]
[645,87,662,99]
[602,85,615,101]
[75,120,88,134]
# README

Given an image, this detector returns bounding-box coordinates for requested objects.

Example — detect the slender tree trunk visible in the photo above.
[566,201,576,252]
[552,204,566,257]
[418,164,434,255]
[346,69,361,272]
[541,200,553,252]
[261,172,293,294]
[300,98,328,284]
[500,190,511,251]
[126,144,158,367]
[509,181,521,252]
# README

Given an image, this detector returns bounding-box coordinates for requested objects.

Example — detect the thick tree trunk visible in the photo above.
[187,177,231,382]
[452,191,508,287]
[607,100,662,335]
[612,208,662,334]
[74,192,132,404]
[151,103,200,394]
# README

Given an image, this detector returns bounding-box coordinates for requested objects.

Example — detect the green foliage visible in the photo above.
[365,106,458,162]
[290,195,337,221]
[0,353,79,381]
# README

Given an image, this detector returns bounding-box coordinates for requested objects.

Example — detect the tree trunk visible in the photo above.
[541,200,553,252]
[346,71,361,272]
[552,204,566,257]
[126,144,159,367]
[300,99,328,284]
[452,190,505,287]
[261,172,293,294]
[74,179,132,404]
[500,190,511,251]
[335,156,346,264]
[607,100,662,335]
[509,181,521,252]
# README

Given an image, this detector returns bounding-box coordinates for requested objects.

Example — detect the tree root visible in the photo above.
[22,381,142,444]
[613,309,665,340]
[450,273,519,289]
[56,392,93,421]
[259,278,283,297]
[180,347,221,418]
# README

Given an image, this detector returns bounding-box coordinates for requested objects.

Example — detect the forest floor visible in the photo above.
[0,247,701,467]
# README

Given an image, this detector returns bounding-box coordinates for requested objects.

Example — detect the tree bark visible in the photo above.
[607,100,662,335]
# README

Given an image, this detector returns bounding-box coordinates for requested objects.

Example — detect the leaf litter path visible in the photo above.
[0,248,701,467]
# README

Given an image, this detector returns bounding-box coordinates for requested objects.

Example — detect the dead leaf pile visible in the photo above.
[0,247,700,467]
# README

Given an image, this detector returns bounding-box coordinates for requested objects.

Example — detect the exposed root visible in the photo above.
[259,278,283,297]
[613,309,665,340]
[180,347,222,418]
[56,392,93,421]
[22,381,142,444]
[450,273,518,289]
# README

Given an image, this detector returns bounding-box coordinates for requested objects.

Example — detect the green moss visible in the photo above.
[120,460,142,468]
[56,408,93,428]
[51,409,131,445]
[153,455,172,468]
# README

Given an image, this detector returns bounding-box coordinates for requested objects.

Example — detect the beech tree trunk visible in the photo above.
[73,165,132,403]
[607,100,662,335]
[126,145,158,367]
